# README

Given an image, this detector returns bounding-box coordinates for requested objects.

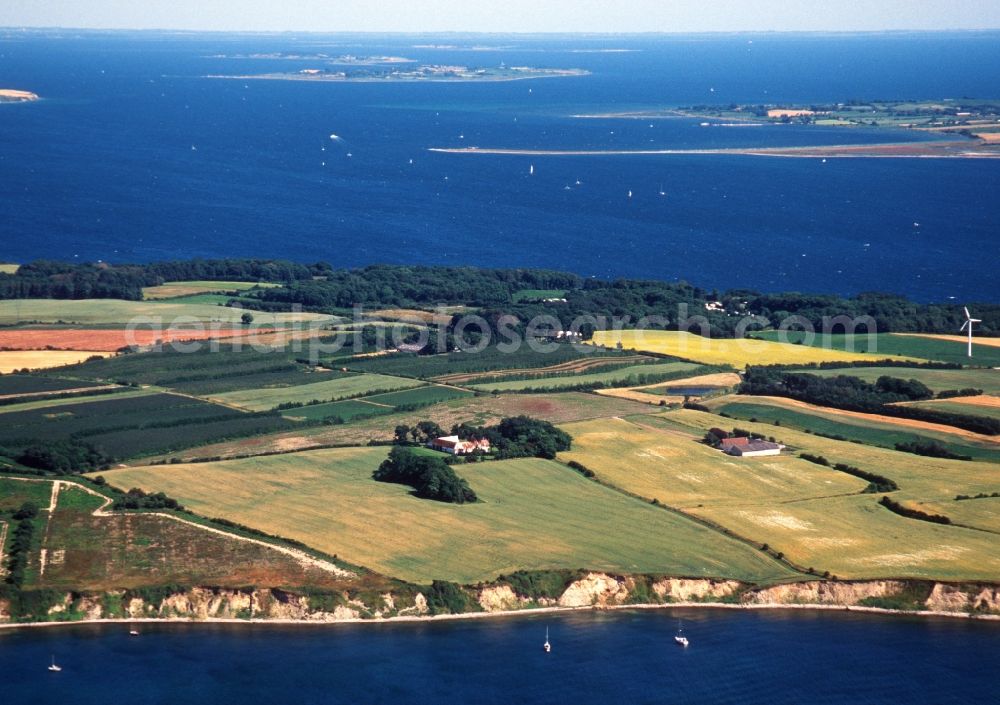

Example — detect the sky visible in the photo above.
[1,0,999,33]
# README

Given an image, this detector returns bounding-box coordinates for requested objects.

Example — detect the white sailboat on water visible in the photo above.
[674,621,689,647]
[543,627,551,653]
[48,655,62,672]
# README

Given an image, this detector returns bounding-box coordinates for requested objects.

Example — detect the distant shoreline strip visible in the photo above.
[428,143,1000,159]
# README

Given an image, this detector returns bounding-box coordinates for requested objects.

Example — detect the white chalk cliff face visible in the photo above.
[2,578,999,624]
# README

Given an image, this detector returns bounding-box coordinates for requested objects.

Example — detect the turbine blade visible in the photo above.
[960,321,969,332]
[964,306,971,319]
[971,318,982,323]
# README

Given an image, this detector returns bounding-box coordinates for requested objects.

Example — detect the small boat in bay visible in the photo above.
[543,627,551,653]
[48,655,62,672]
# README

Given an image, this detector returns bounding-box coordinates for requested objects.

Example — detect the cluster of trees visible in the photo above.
[373,447,477,504]
[13,440,111,474]
[4,259,997,337]
[451,416,572,460]
[740,368,1000,436]
[955,492,1000,501]
[879,496,951,525]
[0,259,321,300]
[3,503,38,587]
[798,453,899,493]
[937,388,983,399]
[394,416,572,460]
[110,487,184,511]
[894,440,972,461]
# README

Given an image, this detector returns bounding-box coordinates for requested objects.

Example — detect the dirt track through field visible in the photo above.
[6,476,354,579]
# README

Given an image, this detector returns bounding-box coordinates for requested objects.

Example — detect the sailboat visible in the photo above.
[529,164,535,176]
[48,655,62,672]
[543,627,551,653]
[129,624,140,636]
[659,184,667,197]
[674,622,689,647]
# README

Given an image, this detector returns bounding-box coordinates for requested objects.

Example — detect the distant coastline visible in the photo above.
[429,141,1000,158]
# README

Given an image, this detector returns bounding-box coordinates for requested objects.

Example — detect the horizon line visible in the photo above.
[3,26,1000,36]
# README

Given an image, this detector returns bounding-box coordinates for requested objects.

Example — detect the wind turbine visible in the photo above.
[960,307,982,358]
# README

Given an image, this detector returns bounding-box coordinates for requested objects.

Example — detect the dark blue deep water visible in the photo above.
[1,31,999,300]
[1,610,998,704]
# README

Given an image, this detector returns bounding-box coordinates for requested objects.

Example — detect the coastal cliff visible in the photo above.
[2,576,998,625]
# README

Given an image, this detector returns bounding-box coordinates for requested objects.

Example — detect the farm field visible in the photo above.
[0,350,110,373]
[559,417,865,506]
[44,346,324,392]
[0,299,336,326]
[591,330,885,367]
[469,362,703,392]
[706,396,1000,462]
[142,280,279,300]
[0,327,272,352]
[597,409,1000,580]
[209,373,425,411]
[104,448,797,585]
[0,391,293,459]
[20,481,354,592]
[901,398,1000,421]
[433,354,653,385]
[283,399,396,422]
[755,331,1000,367]
[362,385,473,407]
[0,477,52,512]
[916,497,1000,534]
[788,366,1000,395]
[0,388,150,414]
[689,494,1000,582]
[644,410,1000,500]
[345,344,623,378]
[0,263,19,274]
[144,393,662,462]
[895,333,1000,349]
[0,374,106,397]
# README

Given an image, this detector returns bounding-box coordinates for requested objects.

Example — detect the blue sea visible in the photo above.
[0,31,998,301]
[1,609,997,704]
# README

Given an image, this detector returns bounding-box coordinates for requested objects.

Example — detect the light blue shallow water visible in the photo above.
[0,32,998,301]
[1,609,997,704]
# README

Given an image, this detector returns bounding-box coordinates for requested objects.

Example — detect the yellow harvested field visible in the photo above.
[594,388,683,405]
[590,330,884,367]
[559,417,866,507]
[893,333,1000,348]
[0,350,110,373]
[690,494,1000,581]
[104,448,795,585]
[142,280,278,300]
[656,372,742,388]
[575,410,1000,580]
[0,263,19,274]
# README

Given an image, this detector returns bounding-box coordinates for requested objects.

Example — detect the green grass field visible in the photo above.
[511,289,568,302]
[209,373,425,411]
[0,299,334,326]
[103,448,797,585]
[0,477,52,512]
[786,366,1000,396]
[469,362,701,392]
[755,331,1000,367]
[707,398,1000,462]
[362,385,474,407]
[283,399,396,422]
